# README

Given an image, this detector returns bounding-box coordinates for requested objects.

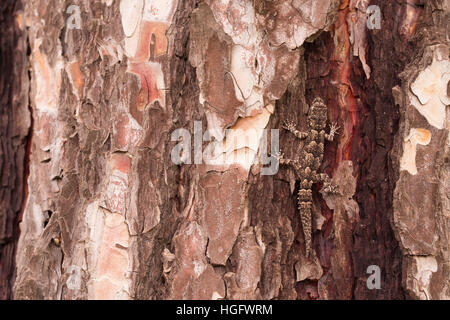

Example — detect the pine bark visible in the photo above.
[0,0,448,300]
[0,0,30,300]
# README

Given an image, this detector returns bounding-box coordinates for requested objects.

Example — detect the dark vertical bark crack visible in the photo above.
[0,0,30,300]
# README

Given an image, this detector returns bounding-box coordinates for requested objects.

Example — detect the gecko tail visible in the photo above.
[298,188,313,257]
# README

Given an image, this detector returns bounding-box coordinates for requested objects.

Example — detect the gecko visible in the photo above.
[278,97,340,257]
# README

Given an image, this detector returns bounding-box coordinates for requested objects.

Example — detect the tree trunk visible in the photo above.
[0,0,30,300]
[0,0,448,300]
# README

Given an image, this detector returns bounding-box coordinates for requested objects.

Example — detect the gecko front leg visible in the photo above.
[283,120,309,140]
[276,151,301,167]
[325,122,340,142]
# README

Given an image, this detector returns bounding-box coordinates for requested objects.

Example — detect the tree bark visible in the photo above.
[0,0,448,300]
[0,0,30,300]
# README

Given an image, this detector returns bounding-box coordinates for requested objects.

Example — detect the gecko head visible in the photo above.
[308,97,328,130]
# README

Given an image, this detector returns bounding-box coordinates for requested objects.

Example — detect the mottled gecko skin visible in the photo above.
[279,97,339,257]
